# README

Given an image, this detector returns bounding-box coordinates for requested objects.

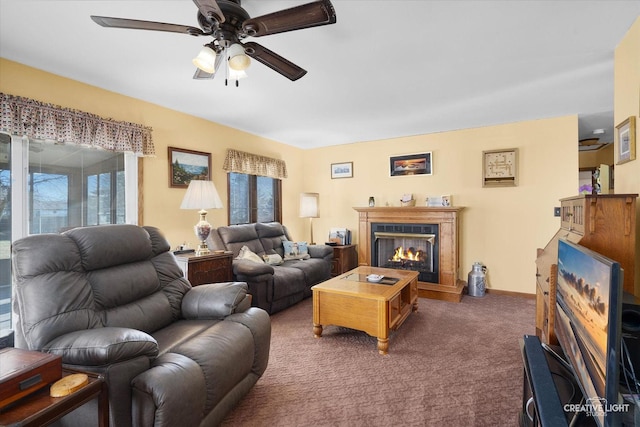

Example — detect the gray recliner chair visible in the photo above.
[11,224,270,427]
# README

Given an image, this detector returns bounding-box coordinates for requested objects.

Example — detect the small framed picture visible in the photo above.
[168,147,211,188]
[331,162,353,179]
[482,148,518,187]
[389,152,432,177]
[616,116,636,165]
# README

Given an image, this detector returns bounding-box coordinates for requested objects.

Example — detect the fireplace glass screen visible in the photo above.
[371,223,439,283]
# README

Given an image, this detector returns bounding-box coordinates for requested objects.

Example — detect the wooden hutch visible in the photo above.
[535,194,638,345]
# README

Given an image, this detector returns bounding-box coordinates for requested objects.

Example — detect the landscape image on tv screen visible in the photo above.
[556,240,610,376]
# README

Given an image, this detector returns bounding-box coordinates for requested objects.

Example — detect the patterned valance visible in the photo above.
[223,149,287,179]
[0,93,155,156]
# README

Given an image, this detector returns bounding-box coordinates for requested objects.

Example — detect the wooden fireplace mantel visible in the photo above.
[354,206,465,302]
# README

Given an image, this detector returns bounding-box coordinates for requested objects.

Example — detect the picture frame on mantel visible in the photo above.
[616,116,636,165]
[389,152,432,176]
[168,147,211,188]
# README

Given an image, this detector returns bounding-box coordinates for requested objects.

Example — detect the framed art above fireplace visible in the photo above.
[389,152,432,177]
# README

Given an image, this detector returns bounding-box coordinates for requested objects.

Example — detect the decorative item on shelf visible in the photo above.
[426,195,452,207]
[368,196,375,207]
[180,180,223,256]
[300,192,319,245]
[400,193,415,207]
[328,227,351,245]
[579,184,593,195]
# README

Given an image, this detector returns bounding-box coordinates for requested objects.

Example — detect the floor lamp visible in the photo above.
[300,192,319,245]
[180,180,223,256]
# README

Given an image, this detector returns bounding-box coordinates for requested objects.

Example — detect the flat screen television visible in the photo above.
[555,238,624,427]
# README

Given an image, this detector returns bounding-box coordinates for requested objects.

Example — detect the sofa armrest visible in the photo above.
[308,244,333,259]
[182,282,249,319]
[233,259,274,278]
[43,327,158,366]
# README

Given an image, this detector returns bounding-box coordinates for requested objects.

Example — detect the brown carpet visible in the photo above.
[221,293,535,427]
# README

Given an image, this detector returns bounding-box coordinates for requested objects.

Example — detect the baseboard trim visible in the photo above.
[484,288,535,299]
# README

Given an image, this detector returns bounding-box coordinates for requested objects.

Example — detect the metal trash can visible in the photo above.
[467,262,487,297]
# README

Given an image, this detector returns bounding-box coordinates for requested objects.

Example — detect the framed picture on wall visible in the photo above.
[331,162,353,179]
[168,147,211,188]
[482,148,518,187]
[389,152,432,176]
[616,116,636,165]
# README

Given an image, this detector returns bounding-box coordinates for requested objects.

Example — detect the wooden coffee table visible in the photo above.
[312,266,419,355]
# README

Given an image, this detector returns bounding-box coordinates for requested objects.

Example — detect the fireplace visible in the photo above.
[354,206,464,302]
[371,223,439,283]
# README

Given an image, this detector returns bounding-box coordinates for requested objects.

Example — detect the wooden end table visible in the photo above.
[0,368,108,427]
[311,266,419,355]
[175,251,233,286]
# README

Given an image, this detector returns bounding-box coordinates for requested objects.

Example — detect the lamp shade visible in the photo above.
[300,192,319,218]
[180,180,223,210]
[227,43,251,71]
[192,46,217,74]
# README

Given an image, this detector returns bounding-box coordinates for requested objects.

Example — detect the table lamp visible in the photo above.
[180,180,223,256]
[300,192,319,245]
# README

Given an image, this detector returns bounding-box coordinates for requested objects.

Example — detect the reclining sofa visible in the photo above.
[11,224,271,427]
[207,222,333,314]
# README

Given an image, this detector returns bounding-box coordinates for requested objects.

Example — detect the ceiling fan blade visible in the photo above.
[91,16,206,36]
[242,0,336,37]
[192,0,225,24]
[243,42,307,81]
[192,53,223,79]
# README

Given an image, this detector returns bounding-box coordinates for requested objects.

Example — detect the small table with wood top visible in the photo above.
[312,266,419,355]
[0,368,108,427]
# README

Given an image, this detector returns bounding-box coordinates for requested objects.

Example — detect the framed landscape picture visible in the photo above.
[616,116,636,165]
[389,152,432,176]
[331,162,353,179]
[168,147,211,188]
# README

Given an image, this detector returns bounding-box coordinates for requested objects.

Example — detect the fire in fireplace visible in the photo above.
[371,223,439,283]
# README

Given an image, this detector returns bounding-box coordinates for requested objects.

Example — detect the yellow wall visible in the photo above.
[614,16,640,294]
[301,117,577,294]
[0,57,608,295]
[579,144,614,169]
[0,58,306,247]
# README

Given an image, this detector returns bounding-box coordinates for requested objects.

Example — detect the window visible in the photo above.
[228,172,281,225]
[0,134,139,334]
[27,140,128,232]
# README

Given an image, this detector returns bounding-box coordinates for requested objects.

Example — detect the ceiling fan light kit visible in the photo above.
[227,43,251,71]
[91,0,337,85]
[193,45,218,73]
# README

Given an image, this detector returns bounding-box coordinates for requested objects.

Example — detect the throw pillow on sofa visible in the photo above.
[283,241,310,260]
[263,253,284,265]
[236,245,264,264]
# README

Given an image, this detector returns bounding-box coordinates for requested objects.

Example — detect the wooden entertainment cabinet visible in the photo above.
[535,194,638,345]
[354,206,464,302]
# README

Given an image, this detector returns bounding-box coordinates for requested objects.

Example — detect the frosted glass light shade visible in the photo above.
[227,43,251,71]
[228,67,248,80]
[192,46,217,73]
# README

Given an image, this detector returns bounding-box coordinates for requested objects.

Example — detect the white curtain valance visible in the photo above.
[223,149,287,179]
[0,93,155,156]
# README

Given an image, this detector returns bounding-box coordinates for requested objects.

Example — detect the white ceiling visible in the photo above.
[1,1,639,150]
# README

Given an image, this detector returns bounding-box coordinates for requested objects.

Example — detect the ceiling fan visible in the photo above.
[91,0,336,84]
